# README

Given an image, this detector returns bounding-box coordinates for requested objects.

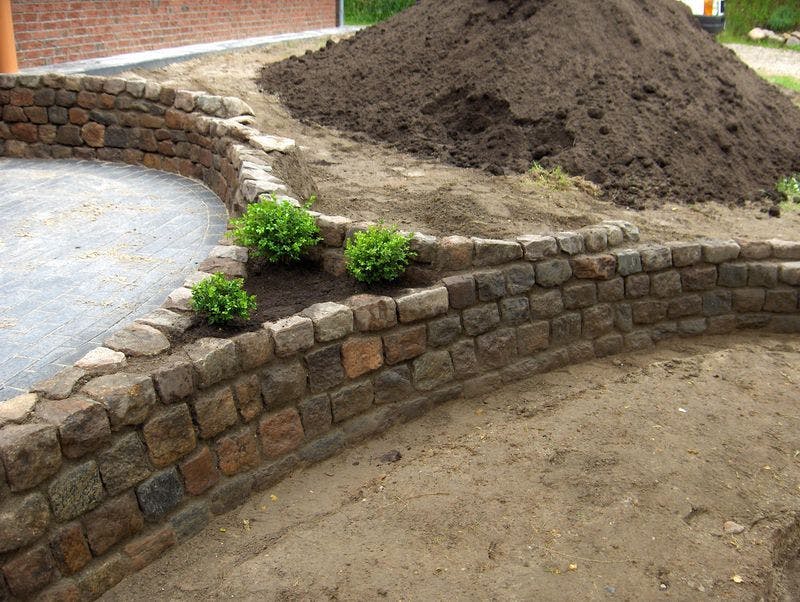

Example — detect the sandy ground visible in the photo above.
[101,39,800,602]
[121,38,800,242]
[727,44,800,79]
[104,334,800,601]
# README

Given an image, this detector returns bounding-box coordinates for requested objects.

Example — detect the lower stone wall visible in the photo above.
[2,72,800,601]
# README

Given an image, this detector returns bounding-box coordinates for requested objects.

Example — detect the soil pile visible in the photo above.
[261,0,800,208]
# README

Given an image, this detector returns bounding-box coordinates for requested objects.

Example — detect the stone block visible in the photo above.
[0,393,36,426]
[305,344,345,393]
[582,304,614,338]
[268,316,315,356]
[435,235,473,270]
[82,372,156,428]
[407,232,437,264]
[260,360,307,408]
[463,373,504,398]
[151,355,195,403]
[341,336,384,378]
[518,234,558,260]
[779,262,800,286]
[170,500,211,541]
[581,227,609,253]
[142,404,197,467]
[298,395,332,438]
[0,424,61,491]
[38,396,110,459]
[74,347,126,376]
[614,249,643,276]
[473,238,522,266]
[210,474,254,515]
[330,381,374,423]
[769,240,800,260]
[703,290,733,316]
[736,314,771,330]
[529,288,563,318]
[717,263,748,288]
[184,337,238,388]
[232,329,274,370]
[462,303,501,336]
[136,468,184,521]
[623,273,648,298]
[749,263,780,288]
[624,331,654,351]
[650,270,682,297]
[164,286,193,311]
[600,224,625,247]
[0,493,50,554]
[427,313,462,346]
[562,281,597,309]
[769,315,800,333]
[258,407,305,457]
[192,386,238,439]
[764,289,798,313]
[555,231,584,255]
[597,277,625,302]
[30,366,86,401]
[373,366,415,404]
[594,333,624,357]
[76,553,130,600]
[668,294,703,318]
[396,287,449,323]
[535,258,572,287]
[575,250,621,281]
[679,317,708,336]
[474,270,506,301]
[216,427,260,476]
[639,245,672,271]
[681,265,718,291]
[632,299,668,324]
[123,525,177,571]
[301,302,354,341]
[83,493,144,556]
[517,321,550,355]
[316,214,350,246]
[450,339,479,377]
[412,350,454,391]
[179,446,220,496]
[476,327,518,368]
[669,241,702,267]
[232,374,263,422]
[707,314,737,334]
[504,263,536,295]
[383,325,427,365]
[733,288,766,312]
[346,294,398,331]
[738,240,772,260]
[1,544,56,598]
[442,275,476,309]
[701,239,740,263]
[47,461,104,521]
[551,312,582,343]
[50,522,91,576]
[97,433,151,496]
[500,296,530,325]
[567,341,596,363]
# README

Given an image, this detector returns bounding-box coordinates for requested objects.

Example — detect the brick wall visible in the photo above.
[11,0,337,69]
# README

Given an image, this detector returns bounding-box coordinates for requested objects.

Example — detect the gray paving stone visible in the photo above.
[0,158,227,401]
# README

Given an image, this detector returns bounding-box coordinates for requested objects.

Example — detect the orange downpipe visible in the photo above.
[0,0,19,73]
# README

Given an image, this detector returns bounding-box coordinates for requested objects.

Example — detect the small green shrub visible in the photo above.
[229,195,321,263]
[777,173,800,203]
[190,272,257,325]
[344,224,415,284]
[767,4,800,32]
[529,162,572,191]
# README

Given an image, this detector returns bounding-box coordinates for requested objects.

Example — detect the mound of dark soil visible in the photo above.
[261,0,800,208]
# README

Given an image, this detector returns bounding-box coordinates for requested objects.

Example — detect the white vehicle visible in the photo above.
[678,0,725,34]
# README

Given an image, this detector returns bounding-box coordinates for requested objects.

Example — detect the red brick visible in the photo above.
[179,446,220,496]
[258,407,304,459]
[123,525,177,570]
[341,336,384,378]
[49,522,92,575]
[216,427,260,476]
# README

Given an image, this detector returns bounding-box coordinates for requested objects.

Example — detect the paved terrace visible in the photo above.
[0,158,228,400]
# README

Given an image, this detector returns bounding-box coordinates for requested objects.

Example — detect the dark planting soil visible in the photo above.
[261,0,800,209]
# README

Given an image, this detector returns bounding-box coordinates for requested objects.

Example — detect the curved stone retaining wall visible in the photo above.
[1,73,800,601]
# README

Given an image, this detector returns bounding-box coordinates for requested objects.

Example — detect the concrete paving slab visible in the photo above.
[0,158,228,401]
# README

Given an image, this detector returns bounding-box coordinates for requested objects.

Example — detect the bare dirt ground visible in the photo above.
[121,37,800,241]
[104,334,800,601]
[104,39,800,601]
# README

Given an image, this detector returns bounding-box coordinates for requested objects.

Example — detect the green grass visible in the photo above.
[345,0,416,25]
[765,75,800,92]
[724,0,800,36]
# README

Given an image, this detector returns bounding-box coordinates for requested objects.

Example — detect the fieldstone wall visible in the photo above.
[2,73,800,601]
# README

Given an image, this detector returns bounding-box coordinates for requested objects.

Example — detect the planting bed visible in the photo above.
[0,24,800,602]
